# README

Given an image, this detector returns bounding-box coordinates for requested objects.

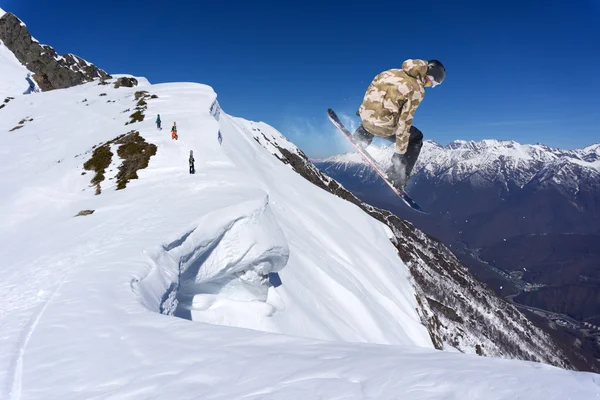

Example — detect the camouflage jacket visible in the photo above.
[358,59,428,153]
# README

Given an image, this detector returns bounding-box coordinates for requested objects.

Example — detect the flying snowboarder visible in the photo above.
[351,59,446,191]
[189,150,195,174]
[156,114,162,130]
[171,121,178,140]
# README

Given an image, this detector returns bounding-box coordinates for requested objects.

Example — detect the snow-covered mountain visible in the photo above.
[321,139,600,192]
[1,8,599,399]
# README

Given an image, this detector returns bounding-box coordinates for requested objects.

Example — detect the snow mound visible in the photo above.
[135,193,290,326]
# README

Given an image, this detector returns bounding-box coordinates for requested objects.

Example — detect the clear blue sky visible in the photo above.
[3,0,599,157]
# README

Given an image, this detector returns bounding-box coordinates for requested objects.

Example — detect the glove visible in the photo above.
[385,152,409,191]
[350,126,374,150]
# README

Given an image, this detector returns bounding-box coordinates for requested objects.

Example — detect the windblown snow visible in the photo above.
[0,70,599,398]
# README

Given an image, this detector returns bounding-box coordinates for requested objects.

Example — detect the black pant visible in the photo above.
[189,164,195,174]
[356,125,424,177]
[383,126,423,178]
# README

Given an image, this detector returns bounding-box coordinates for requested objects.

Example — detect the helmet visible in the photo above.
[427,60,446,87]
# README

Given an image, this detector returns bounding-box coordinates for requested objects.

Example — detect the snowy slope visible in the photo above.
[0,36,31,97]
[0,77,426,397]
[1,76,599,398]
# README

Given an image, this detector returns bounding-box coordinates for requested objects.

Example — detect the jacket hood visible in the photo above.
[402,59,429,83]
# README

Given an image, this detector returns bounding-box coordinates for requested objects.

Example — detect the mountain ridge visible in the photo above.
[317,139,600,171]
[0,10,110,92]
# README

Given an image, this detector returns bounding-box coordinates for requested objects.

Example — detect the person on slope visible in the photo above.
[171,121,178,140]
[156,114,162,130]
[352,59,446,191]
[189,150,195,174]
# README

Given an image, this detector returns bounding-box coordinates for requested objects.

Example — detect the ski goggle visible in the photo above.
[425,75,441,88]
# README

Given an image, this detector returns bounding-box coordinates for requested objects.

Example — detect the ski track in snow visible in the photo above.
[7,257,74,400]
[0,69,599,399]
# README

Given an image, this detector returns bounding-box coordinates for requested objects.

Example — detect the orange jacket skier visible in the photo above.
[171,122,178,140]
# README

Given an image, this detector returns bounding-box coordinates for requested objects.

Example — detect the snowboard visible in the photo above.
[327,108,426,214]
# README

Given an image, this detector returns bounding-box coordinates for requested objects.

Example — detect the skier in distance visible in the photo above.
[189,150,195,174]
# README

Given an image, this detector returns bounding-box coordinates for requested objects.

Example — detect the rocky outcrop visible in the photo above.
[114,77,138,89]
[0,12,110,91]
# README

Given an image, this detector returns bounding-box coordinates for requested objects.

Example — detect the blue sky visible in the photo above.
[3,0,599,157]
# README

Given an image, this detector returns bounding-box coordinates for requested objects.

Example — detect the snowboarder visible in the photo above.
[217,130,222,145]
[189,150,195,174]
[351,59,446,191]
[171,122,178,140]
[156,114,162,130]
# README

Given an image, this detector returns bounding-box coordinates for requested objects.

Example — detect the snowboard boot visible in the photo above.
[386,153,409,191]
[351,125,374,150]
[385,126,424,191]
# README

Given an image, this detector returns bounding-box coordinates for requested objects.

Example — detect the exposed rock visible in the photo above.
[0,96,14,110]
[114,77,138,89]
[134,90,149,100]
[82,131,157,193]
[0,12,110,91]
[8,116,33,132]
[75,210,95,217]
[114,131,157,190]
